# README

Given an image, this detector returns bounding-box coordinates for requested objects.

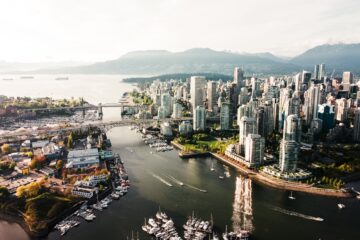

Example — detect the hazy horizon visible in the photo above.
[1,0,359,63]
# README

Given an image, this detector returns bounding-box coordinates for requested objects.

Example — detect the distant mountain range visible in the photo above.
[3,43,360,75]
[0,61,92,73]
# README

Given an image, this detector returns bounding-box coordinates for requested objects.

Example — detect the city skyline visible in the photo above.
[0,0,360,62]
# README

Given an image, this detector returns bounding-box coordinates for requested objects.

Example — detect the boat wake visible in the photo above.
[150,172,173,187]
[165,175,184,186]
[270,206,324,222]
[185,183,207,193]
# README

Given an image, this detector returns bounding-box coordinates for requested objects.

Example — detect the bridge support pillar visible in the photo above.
[98,103,103,120]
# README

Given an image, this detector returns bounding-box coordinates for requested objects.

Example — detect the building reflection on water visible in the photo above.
[232,175,254,233]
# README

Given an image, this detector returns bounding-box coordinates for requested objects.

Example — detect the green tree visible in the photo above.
[0,186,9,200]
[1,144,10,154]
[55,160,63,170]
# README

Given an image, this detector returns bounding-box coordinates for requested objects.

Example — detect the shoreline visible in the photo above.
[171,141,354,198]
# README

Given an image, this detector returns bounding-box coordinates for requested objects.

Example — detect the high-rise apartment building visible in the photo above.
[190,76,206,109]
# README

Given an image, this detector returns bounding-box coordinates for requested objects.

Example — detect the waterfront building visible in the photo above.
[245,134,265,166]
[193,105,206,131]
[66,148,100,169]
[190,76,206,109]
[137,110,152,119]
[239,116,257,154]
[207,81,218,111]
[318,103,335,133]
[353,108,360,142]
[71,187,97,199]
[279,115,301,172]
[179,121,193,136]
[220,102,232,130]
[161,122,173,137]
[161,93,171,117]
[172,102,183,118]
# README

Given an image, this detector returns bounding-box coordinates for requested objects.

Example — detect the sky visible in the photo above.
[0,0,359,63]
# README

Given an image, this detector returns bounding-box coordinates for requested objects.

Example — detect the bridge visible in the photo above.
[24,103,147,112]
[21,102,149,119]
[0,117,196,144]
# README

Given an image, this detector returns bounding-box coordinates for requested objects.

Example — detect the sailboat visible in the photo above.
[210,162,215,171]
[142,218,149,232]
[288,191,296,200]
[222,225,229,240]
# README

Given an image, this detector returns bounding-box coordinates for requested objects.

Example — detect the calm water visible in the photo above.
[1,75,360,240]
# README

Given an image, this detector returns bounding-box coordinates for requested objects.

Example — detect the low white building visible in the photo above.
[66,148,99,169]
[71,187,97,199]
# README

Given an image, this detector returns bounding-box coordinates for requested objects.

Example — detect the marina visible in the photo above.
[52,150,130,237]
[142,209,182,240]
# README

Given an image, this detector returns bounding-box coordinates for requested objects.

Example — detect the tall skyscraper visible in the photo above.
[314,64,320,80]
[279,114,301,172]
[343,71,354,85]
[303,84,320,125]
[207,81,218,111]
[301,70,312,86]
[190,76,206,109]
[279,88,300,129]
[160,93,171,117]
[250,77,260,99]
[319,63,326,80]
[318,104,335,133]
[238,87,249,106]
[172,102,183,118]
[245,134,265,166]
[256,102,274,138]
[233,67,245,87]
[335,98,348,122]
[239,117,257,154]
[353,108,360,142]
[157,106,167,119]
[193,105,206,131]
[220,102,232,130]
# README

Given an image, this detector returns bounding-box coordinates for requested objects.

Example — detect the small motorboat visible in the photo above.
[337,203,345,209]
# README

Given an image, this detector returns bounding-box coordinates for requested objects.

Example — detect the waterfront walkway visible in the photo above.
[171,141,353,198]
